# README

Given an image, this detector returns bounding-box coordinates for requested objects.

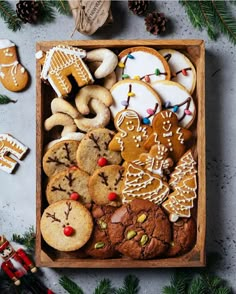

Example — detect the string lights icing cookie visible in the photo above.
[151,81,196,128]
[110,79,162,125]
[0,134,28,174]
[144,110,192,163]
[159,49,196,94]
[36,45,94,97]
[116,46,171,83]
[0,39,29,92]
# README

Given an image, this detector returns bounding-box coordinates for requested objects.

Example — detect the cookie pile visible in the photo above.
[38,45,198,260]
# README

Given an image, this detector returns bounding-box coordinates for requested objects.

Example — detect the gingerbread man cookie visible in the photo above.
[36,45,94,97]
[109,109,152,162]
[144,110,192,163]
[0,39,29,92]
[0,134,28,173]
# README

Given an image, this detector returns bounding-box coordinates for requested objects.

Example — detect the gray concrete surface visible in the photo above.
[0,1,236,293]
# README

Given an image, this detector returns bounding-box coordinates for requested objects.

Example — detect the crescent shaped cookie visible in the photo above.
[159,49,196,94]
[116,46,171,83]
[110,79,162,124]
[151,81,196,128]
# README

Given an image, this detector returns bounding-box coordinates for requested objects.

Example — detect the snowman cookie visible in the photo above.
[116,46,171,83]
[110,79,162,125]
[144,110,192,163]
[40,200,93,251]
[159,49,196,94]
[151,81,196,128]
[109,109,152,162]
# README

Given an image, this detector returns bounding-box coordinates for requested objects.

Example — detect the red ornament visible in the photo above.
[63,226,74,236]
[184,109,192,115]
[98,157,108,167]
[182,69,187,76]
[70,192,79,200]
[144,75,150,83]
[108,192,117,201]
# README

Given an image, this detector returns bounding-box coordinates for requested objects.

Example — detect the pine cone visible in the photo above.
[145,11,167,35]
[128,0,149,16]
[16,0,39,24]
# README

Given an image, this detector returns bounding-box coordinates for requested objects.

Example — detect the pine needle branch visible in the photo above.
[198,0,217,40]
[0,0,22,31]
[12,226,35,252]
[0,95,17,104]
[49,0,71,16]
[115,275,140,294]
[93,278,115,294]
[36,0,56,24]
[179,0,203,29]
[59,276,84,294]
[211,0,236,45]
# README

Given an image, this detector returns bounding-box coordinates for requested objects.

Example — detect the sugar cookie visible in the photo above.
[46,168,91,204]
[144,110,192,163]
[40,200,93,251]
[0,39,29,92]
[110,79,162,124]
[36,45,94,97]
[44,113,77,137]
[76,128,122,175]
[0,133,28,174]
[109,109,152,162]
[159,49,196,94]
[116,46,171,83]
[151,81,196,128]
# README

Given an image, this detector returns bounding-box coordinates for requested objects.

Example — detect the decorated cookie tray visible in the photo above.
[36,39,205,268]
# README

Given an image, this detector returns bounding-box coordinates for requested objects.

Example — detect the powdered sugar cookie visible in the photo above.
[151,81,196,128]
[45,132,85,150]
[159,49,196,94]
[116,46,171,83]
[46,168,91,204]
[36,45,94,97]
[109,109,152,162]
[110,79,162,124]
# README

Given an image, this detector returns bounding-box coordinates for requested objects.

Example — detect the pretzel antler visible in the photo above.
[98,172,109,186]
[46,212,61,223]
[64,201,72,220]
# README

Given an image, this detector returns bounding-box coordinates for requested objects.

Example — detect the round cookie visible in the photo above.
[110,79,162,124]
[166,217,196,257]
[43,140,79,177]
[40,200,93,251]
[83,205,118,258]
[46,167,91,204]
[108,199,171,259]
[159,49,196,94]
[151,81,196,128]
[76,128,122,175]
[89,165,125,206]
[116,46,171,83]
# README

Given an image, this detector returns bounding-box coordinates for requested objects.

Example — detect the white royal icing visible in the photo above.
[116,50,168,83]
[110,80,162,123]
[0,39,15,50]
[159,49,196,94]
[151,81,196,128]
[44,132,85,151]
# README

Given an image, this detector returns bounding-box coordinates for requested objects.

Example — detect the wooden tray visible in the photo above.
[36,39,205,268]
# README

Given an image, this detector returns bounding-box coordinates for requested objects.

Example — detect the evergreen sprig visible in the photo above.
[179,0,236,45]
[115,275,140,294]
[94,278,115,294]
[36,0,56,24]
[12,226,35,252]
[59,276,84,294]
[49,0,71,16]
[0,0,22,31]
[0,94,17,104]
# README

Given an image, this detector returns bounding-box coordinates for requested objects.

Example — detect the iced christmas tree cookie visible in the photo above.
[144,110,192,163]
[159,49,196,94]
[116,46,171,83]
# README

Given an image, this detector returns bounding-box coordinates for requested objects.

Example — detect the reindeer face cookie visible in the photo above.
[144,110,192,163]
[159,49,196,94]
[40,200,93,251]
[109,109,152,162]
[76,128,122,175]
[89,165,125,206]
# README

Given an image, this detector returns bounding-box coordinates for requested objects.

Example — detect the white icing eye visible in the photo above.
[161,152,164,155]
[163,121,166,125]
[126,122,129,125]
[167,120,170,123]
[158,151,160,154]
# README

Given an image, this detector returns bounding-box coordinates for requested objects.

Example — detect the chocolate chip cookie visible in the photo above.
[84,205,118,259]
[166,217,196,257]
[108,199,171,259]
